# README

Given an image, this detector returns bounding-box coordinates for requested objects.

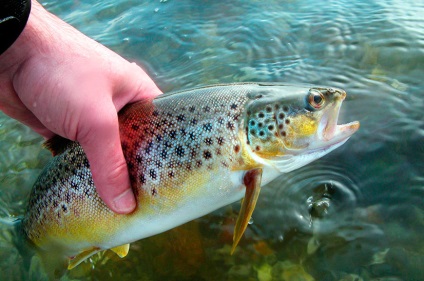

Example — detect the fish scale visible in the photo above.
[22,83,359,270]
[119,87,250,207]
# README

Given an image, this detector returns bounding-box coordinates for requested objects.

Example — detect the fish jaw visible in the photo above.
[314,90,360,150]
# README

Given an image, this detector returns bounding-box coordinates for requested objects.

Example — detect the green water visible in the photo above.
[1,0,423,280]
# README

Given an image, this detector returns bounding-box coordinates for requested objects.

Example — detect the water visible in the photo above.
[1,0,423,280]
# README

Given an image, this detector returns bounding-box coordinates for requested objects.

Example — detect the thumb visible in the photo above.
[78,103,136,214]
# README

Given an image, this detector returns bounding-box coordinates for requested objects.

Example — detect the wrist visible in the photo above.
[0,1,43,79]
[0,0,31,55]
[0,1,78,86]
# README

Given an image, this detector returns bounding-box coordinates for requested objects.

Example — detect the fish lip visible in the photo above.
[329,121,360,144]
[313,120,360,152]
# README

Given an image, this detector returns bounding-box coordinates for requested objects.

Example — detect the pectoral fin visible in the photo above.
[110,243,130,258]
[68,246,100,270]
[231,168,263,254]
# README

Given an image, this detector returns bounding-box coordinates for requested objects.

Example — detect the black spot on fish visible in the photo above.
[203,106,211,112]
[164,141,172,148]
[285,119,290,125]
[217,136,225,145]
[259,131,265,137]
[258,112,265,118]
[156,134,163,142]
[144,141,153,154]
[203,123,213,132]
[191,118,198,125]
[266,106,272,113]
[268,125,274,131]
[189,106,196,112]
[151,188,157,196]
[196,160,202,167]
[230,103,238,110]
[177,114,185,122]
[169,130,177,139]
[168,171,175,178]
[283,106,289,112]
[61,204,67,213]
[131,124,139,130]
[203,150,212,160]
[161,149,167,159]
[71,181,79,190]
[149,169,157,180]
[218,117,225,125]
[152,110,159,117]
[278,113,285,120]
[190,149,197,159]
[189,132,196,141]
[136,155,143,164]
[205,138,213,145]
[249,120,256,126]
[227,121,235,130]
[65,193,71,203]
[176,145,185,157]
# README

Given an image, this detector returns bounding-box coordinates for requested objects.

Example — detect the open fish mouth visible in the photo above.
[317,102,360,151]
[325,121,360,147]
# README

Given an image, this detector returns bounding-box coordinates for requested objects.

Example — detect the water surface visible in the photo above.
[1,0,423,280]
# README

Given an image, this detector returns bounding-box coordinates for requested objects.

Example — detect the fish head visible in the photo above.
[244,84,360,172]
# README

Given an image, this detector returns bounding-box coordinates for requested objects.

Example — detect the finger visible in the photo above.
[77,102,136,214]
[111,62,162,110]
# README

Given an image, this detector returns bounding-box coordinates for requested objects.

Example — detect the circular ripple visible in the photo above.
[255,161,361,238]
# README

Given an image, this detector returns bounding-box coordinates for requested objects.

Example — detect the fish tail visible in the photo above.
[4,217,67,279]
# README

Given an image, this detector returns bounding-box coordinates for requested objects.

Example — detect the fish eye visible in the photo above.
[308,90,325,109]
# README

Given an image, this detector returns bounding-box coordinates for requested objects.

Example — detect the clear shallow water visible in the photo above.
[1,0,423,280]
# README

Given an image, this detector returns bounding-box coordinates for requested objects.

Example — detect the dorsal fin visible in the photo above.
[43,135,74,156]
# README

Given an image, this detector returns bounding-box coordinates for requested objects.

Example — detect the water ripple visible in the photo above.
[255,161,361,239]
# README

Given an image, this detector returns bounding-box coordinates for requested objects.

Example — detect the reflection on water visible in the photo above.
[1,0,423,280]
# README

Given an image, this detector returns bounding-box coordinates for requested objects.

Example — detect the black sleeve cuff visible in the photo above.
[0,0,32,55]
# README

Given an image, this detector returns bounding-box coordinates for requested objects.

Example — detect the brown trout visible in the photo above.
[22,83,359,269]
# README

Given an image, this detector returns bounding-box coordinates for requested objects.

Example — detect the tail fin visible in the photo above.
[0,217,37,280]
[2,217,68,280]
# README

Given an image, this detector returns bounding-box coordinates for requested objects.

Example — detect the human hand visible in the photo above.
[0,0,162,214]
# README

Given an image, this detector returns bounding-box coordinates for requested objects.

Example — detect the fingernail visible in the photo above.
[113,189,136,214]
